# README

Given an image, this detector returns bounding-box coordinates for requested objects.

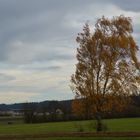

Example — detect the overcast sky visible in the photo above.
[0,0,140,104]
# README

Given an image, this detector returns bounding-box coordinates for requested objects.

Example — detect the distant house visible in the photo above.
[0,109,24,116]
[56,109,63,115]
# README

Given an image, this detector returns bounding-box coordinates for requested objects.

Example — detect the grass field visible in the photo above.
[0,116,23,124]
[0,118,139,140]
[0,118,139,134]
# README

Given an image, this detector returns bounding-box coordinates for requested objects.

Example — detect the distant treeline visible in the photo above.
[0,100,72,112]
[0,95,140,123]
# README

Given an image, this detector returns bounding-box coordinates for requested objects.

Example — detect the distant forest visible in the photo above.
[0,95,140,123]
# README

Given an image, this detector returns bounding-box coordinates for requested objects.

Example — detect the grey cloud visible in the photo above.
[3,42,75,64]
[0,73,15,82]
[0,85,43,93]
[0,0,81,63]
[0,0,107,64]
[111,0,140,12]
[21,65,62,71]
[36,53,74,62]
[43,66,61,71]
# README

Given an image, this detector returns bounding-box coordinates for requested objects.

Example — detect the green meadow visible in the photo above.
[0,117,139,134]
[0,118,139,140]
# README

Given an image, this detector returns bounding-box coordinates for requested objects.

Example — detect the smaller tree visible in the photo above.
[22,102,37,123]
[71,15,140,131]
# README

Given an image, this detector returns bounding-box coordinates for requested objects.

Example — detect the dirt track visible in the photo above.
[0,132,140,139]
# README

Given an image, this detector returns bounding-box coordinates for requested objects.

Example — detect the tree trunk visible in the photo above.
[96,112,102,132]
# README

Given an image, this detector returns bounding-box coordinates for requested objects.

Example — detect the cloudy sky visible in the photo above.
[0,0,140,104]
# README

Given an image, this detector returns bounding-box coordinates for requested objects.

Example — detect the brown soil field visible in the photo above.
[0,132,140,139]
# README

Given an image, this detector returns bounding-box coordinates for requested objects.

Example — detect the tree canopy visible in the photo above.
[71,15,140,119]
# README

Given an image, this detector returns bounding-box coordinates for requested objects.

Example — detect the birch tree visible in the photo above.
[71,15,140,131]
